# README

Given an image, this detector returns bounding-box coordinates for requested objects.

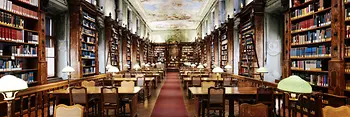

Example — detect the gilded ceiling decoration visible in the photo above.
[129,0,215,30]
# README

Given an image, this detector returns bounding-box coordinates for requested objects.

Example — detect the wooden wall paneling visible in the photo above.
[227,18,234,71]
[131,34,137,67]
[213,30,219,67]
[68,2,82,78]
[328,0,345,95]
[282,12,291,79]
[122,28,128,70]
[38,11,47,84]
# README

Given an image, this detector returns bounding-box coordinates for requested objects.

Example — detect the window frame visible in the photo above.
[45,14,58,79]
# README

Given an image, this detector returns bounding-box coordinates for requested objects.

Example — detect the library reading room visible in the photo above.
[1,0,350,117]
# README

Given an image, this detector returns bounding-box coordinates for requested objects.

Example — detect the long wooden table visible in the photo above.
[189,87,262,117]
[183,77,223,89]
[108,77,156,97]
[51,86,142,117]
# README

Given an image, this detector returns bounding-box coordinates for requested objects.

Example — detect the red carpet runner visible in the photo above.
[151,72,188,117]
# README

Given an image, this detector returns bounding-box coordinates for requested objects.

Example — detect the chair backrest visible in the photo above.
[136,76,145,86]
[121,81,135,88]
[239,103,268,117]
[223,77,232,86]
[322,106,350,117]
[113,74,123,78]
[208,87,225,105]
[69,87,88,105]
[201,81,215,89]
[81,81,95,87]
[54,104,84,117]
[292,94,322,117]
[256,87,274,105]
[321,93,347,107]
[101,86,119,104]
[124,72,132,78]
[191,76,202,87]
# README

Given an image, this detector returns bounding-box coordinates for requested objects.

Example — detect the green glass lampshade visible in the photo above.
[277,75,312,94]
[256,67,268,73]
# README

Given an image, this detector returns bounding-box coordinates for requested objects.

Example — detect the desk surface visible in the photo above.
[189,87,258,95]
[111,77,155,81]
[183,77,223,81]
[51,86,142,95]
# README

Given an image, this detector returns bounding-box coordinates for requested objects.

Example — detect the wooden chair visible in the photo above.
[256,87,274,116]
[199,81,215,116]
[100,86,119,117]
[239,103,268,117]
[191,76,202,87]
[81,81,95,87]
[54,104,84,117]
[201,81,216,89]
[136,76,146,101]
[322,106,350,117]
[207,87,225,117]
[222,77,232,87]
[124,72,132,78]
[120,81,134,115]
[69,87,90,117]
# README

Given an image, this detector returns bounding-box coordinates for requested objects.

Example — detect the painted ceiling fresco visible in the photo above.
[131,0,214,30]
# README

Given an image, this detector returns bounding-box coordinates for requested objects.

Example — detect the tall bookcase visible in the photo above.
[282,0,350,95]
[219,18,234,68]
[142,39,148,64]
[0,0,44,85]
[194,39,202,63]
[153,44,166,63]
[69,0,100,78]
[210,30,219,69]
[148,42,153,63]
[122,28,132,70]
[105,16,120,68]
[237,1,265,78]
[180,43,195,66]
[201,39,207,64]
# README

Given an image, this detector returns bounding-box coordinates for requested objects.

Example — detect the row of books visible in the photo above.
[18,0,39,7]
[82,27,95,37]
[82,19,96,30]
[345,25,350,38]
[291,4,314,18]
[0,11,24,28]
[83,11,95,22]
[292,19,314,31]
[15,72,35,83]
[0,27,38,44]
[83,67,95,75]
[0,0,38,19]
[82,51,95,58]
[291,60,323,71]
[291,46,331,57]
[292,28,331,45]
[314,12,331,27]
[241,22,252,32]
[81,43,95,52]
[293,73,328,87]
[10,45,37,56]
[345,62,350,73]
[345,46,350,57]
[82,36,95,44]
[345,7,350,21]
[83,60,95,67]
[0,59,22,71]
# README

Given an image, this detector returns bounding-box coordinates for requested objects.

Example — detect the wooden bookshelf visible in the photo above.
[194,39,202,63]
[283,0,337,94]
[237,0,265,78]
[180,43,195,66]
[210,30,219,69]
[0,0,45,86]
[148,42,153,63]
[105,16,120,68]
[121,28,132,70]
[219,18,234,68]
[153,43,166,63]
[68,0,100,78]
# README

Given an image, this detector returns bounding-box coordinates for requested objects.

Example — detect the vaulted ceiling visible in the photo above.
[129,0,216,30]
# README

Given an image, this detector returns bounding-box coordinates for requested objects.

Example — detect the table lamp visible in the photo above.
[141,63,146,69]
[197,64,204,77]
[224,64,232,73]
[145,63,150,70]
[277,75,312,101]
[133,63,141,72]
[123,64,130,71]
[107,66,119,86]
[212,66,224,87]
[0,75,28,117]
[106,64,113,71]
[256,67,268,87]
[151,63,156,68]
[62,66,75,89]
